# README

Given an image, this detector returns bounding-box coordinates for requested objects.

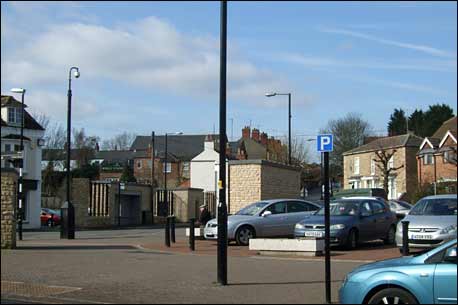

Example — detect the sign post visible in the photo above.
[317,134,333,304]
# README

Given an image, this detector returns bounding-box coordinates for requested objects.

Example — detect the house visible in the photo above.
[1,95,45,229]
[342,134,423,200]
[417,116,457,186]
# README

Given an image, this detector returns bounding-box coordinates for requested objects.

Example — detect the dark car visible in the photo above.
[40,208,61,227]
[294,197,397,249]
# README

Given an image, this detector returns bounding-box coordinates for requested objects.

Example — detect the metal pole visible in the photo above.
[217,0,228,286]
[118,182,121,227]
[288,93,291,165]
[189,218,195,251]
[402,221,410,256]
[18,91,25,241]
[171,216,176,243]
[164,133,170,246]
[151,131,155,225]
[324,152,331,304]
[165,216,170,247]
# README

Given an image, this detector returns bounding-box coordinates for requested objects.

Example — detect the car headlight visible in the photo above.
[440,225,457,234]
[295,223,305,230]
[330,224,345,230]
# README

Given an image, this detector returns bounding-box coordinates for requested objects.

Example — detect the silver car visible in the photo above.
[388,199,412,219]
[396,194,457,250]
[204,199,321,246]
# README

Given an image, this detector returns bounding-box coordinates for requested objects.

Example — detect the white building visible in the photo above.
[1,95,45,229]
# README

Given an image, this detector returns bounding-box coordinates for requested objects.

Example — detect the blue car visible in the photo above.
[340,239,457,304]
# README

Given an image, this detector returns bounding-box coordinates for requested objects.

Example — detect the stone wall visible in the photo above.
[1,169,17,249]
[172,188,204,222]
[228,160,301,214]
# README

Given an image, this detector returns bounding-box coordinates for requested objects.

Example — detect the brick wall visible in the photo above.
[228,160,301,214]
[1,169,17,249]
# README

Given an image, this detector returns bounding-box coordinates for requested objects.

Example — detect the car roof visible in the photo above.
[261,198,320,206]
[338,196,385,201]
[421,194,457,200]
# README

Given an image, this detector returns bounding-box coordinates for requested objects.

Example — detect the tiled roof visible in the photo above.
[1,95,44,131]
[432,116,457,139]
[343,134,423,156]
[94,150,134,163]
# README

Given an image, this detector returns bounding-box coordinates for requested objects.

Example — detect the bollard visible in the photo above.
[171,216,176,243]
[165,216,171,247]
[189,218,195,251]
[401,220,410,256]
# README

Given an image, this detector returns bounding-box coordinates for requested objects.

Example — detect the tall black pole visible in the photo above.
[18,91,25,241]
[323,152,331,304]
[164,133,170,247]
[151,131,155,225]
[288,93,291,165]
[217,0,228,286]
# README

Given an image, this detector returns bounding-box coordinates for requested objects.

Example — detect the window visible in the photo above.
[4,144,12,152]
[183,162,190,172]
[371,201,386,214]
[424,154,434,165]
[287,201,312,213]
[163,162,171,173]
[7,108,22,125]
[360,202,372,216]
[354,157,360,175]
[147,160,152,168]
[370,159,376,175]
[136,161,142,169]
[265,202,287,215]
[388,156,394,169]
[444,150,456,163]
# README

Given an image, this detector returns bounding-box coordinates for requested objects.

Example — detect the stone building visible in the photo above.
[343,134,423,200]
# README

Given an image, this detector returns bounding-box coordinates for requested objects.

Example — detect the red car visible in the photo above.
[40,208,61,227]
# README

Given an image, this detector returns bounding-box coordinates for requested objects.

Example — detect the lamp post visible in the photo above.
[151,131,155,225]
[10,88,26,241]
[164,132,182,247]
[265,92,292,165]
[61,66,80,240]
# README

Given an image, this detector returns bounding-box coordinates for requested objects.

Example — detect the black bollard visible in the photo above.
[189,218,195,251]
[171,216,176,243]
[402,220,410,256]
[165,216,171,247]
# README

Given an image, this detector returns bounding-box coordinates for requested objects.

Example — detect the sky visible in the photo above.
[1,1,457,160]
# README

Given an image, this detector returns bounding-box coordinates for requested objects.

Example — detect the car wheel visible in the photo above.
[345,229,358,250]
[368,288,418,304]
[384,226,396,245]
[235,226,255,246]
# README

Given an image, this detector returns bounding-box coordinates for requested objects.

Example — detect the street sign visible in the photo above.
[317,134,333,152]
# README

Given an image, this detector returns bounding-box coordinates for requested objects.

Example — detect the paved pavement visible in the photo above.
[1,228,402,304]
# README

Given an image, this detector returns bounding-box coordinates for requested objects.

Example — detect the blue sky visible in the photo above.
[1,1,456,159]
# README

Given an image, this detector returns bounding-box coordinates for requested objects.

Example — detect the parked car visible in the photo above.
[396,194,457,250]
[294,197,397,249]
[204,199,321,245]
[388,199,412,219]
[40,208,61,227]
[339,239,457,304]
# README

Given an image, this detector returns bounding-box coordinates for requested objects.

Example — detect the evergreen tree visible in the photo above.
[408,109,425,137]
[387,108,407,136]
[423,104,454,137]
[120,164,137,183]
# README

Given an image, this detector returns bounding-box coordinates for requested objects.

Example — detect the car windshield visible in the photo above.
[409,198,457,216]
[235,201,269,216]
[316,201,360,216]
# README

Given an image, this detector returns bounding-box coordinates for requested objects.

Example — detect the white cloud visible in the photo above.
[319,27,456,58]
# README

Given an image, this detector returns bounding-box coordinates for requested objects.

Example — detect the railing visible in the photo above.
[155,189,175,217]
[89,181,110,216]
[204,191,217,217]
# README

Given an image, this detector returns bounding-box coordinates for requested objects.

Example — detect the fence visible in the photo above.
[155,189,175,217]
[204,191,217,217]
[89,181,110,216]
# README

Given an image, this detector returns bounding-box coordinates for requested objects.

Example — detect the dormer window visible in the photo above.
[8,107,23,125]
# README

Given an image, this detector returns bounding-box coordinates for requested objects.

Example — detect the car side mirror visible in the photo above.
[262,211,272,217]
[444,247,457,263]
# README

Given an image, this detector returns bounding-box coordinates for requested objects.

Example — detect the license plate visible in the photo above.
[305,231,324,238]
[411,234,433,240]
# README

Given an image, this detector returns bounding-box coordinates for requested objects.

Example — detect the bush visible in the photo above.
[410,181,457,204]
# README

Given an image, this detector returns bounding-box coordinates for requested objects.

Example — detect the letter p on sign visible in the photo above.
[317,135,333,152]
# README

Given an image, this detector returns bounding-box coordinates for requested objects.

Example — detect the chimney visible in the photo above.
[260,132,268,146]
[95,142,100,152]
[204,134,214,151]
[252,128,260,142]
[242,126,251,139]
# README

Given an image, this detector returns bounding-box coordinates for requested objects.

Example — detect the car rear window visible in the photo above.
[410,198,457,216]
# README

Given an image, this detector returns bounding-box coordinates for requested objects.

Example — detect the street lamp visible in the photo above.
[265,92,292,165]
[10,87,26,241]
[61,66,80,240]
[164,132,183,247]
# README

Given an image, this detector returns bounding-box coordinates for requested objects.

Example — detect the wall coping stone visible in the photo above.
[229,159,301,172]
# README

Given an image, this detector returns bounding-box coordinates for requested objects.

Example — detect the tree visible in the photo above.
[373,148,404,198]
[407,109,425,137]
[101,132,137,150]
[423,104,454,137]
[72,128,98,168]
[120,164,137,183]
[320,113,372,177]
[31,112,50,130]
[44,123,66,149]
[387,108,407,136]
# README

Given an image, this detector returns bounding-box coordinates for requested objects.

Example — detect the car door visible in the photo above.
[260,202,287,237]
[370,200,392,239]
[358,201,377,241]
[434,245,457,304]
[284,201,317,236]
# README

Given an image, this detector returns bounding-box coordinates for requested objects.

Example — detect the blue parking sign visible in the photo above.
[317,134,333,152]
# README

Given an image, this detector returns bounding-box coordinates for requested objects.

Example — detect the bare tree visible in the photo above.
[290,137,311,166]
[373,148,404,197]
[72,128,98,167]
[101,132,137,150]
[31,112,50,130]
[44,123,66,149]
